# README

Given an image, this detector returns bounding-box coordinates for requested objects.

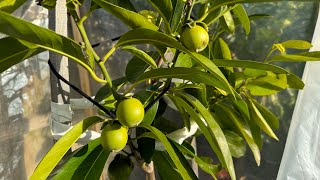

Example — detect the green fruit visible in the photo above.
[100,123,128,152]
[108,154,133,180]
[180,25,209,52]
[116,98,145,127]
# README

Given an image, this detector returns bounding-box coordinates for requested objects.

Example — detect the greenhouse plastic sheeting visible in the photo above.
[277,7,320,180]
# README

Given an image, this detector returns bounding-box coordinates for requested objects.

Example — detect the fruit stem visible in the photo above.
[184,0,195,23]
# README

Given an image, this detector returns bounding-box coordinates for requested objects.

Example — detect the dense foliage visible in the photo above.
[0,0,320,179]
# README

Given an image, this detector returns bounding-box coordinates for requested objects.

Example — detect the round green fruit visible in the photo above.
[180,25,209,52]
[108,154,133,180]
[116,98,145,127]
[100,123,128,152]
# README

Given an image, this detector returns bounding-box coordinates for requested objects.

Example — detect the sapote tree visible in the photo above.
[0,0,320,179]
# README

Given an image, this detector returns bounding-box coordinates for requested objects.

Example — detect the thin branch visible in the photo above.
[48,59,116,119]
[144,79,171,112]
[92,36,121,48]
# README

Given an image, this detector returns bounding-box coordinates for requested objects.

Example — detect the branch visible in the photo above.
[92,36,121,48]
[48,59,116,119]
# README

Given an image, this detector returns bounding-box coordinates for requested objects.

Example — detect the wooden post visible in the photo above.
[49,0,70,104]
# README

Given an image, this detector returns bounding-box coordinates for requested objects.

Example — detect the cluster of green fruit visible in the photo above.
[100,97,144,152]
[100,22,209,153]
[100,97,144,179]
[100,22,209,179]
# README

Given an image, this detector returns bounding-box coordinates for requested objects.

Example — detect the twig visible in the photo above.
[48,59,116,119]
[92,36,121,48]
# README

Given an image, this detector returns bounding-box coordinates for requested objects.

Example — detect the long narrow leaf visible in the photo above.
[0,37,45,73]
[122,46,157,68]
[53,138,110,180]
[0,0,28,13]
[212,59,304,89]
[30,116,103,180]
[139,124,193,180]
[250,98,279,129]
[171,140,220,179]
[216,103,261,165]
[170,0,185,32]
[232,4,250,35]
[247,99,278,140]
[134,67,230,93]
[147,0,173,30]
[269,51,320,62]
[0,11,88,64]
[179,93,236,180]
[153,151,184,179]
[93,0,158,30]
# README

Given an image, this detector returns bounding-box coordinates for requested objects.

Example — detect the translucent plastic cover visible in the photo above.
[277,8,320,180]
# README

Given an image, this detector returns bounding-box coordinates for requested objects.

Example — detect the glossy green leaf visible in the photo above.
[93,0,158,30]
[280,40,312,50]
[154,116,179,134]
[247,99,278,140]
[212,59,304,89]
[0,37,45,73]
[135,67,230,94]
[125,56,149,83]
[0,0,28,13]
[170,0,185,32]
[153,151,184,179]
[171,140,220,179]
[136,129,155,164]
[246,72,288,96]
[53,138,110,180]
[230,98,250,122]
[147,0,173,27]
[169,140,199,180]
[208,0,318,6]
[214,38,232,60]
[170,94,236,180]
[183,84,208,107]
[270,51,320,62]
[113,0,136,12]
[224,130,246,158]
[174,53,195,68]
[180,93,236,179]
[139,124,193,180]
[247,113,263,149]
[122,46,157,68]
[30,116,103,180]
[219,10,235,33]
[250,98,279,129]
[232,4,250,35]
[243,68,267,77]
[144,102,159,125]
[115,28,234,96]
[169,95,191,130]
[216,103,261,165]
[0,11,93,71]
[213,38,233,74]
[202,7,221,25]
[0,11,86,62]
